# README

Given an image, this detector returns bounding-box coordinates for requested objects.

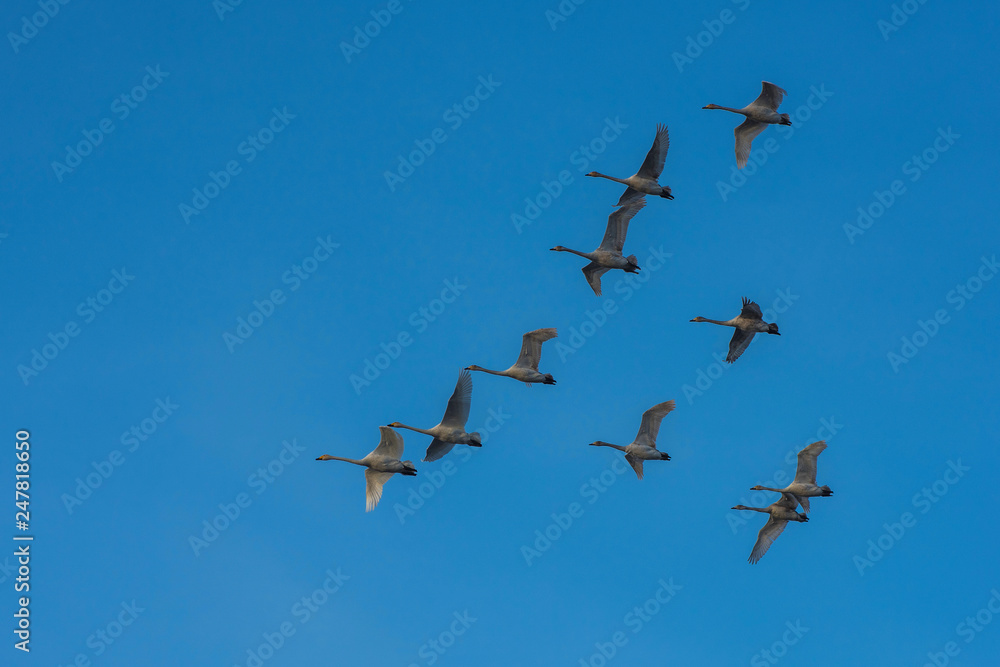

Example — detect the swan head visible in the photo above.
[464,365,484,372]
[689,316,706,323]
[316,455,335,461]
[749,485,766,491]
[386,421,403,428]
[585,171,600,177]
[731,505,749,511]
[702,104,719,110]
[550,246,566,252]
[767,323,780,335]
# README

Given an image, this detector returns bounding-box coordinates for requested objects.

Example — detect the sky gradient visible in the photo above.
[3,1,1000,665]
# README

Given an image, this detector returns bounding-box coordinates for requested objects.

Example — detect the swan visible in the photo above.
[690,296,779,363]
[551,199,646,296]
[316,425,416,511]
[466,328,558,385]
[586,124,673,205]
[732,492,809,564]
[750,441,833,512]
[703,81,791,168]
[388,369,482,462]
[588,400,675,480]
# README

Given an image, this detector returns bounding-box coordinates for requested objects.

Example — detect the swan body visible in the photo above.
[551,199,646,295]
[466,328,558,385]
[388,369,482,462]
[703,81,791,168]
[750,441,833,512]
[690,296,780,363]
[589,400,675,480]
[586,124,673,205]
[732,491,809,564]
[316,425,417,511]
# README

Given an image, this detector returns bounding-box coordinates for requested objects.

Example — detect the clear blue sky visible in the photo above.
[4,1,999,665]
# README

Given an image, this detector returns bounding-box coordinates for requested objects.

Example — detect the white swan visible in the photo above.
[466,328,558,385]
[586,124,673,205]
[750,441,833,512]
[551,199,646,296]
[388,369,482,462]
[690,297,780,363]
[588,400,675,480]
[732,492,809,564]
[316,425,416,511]
[703,81,791,168]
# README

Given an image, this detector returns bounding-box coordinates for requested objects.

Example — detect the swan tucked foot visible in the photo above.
[779,114,792,126]
[543,375,556,385]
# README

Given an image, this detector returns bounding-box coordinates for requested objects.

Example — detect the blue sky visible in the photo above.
[4,1,1000,665]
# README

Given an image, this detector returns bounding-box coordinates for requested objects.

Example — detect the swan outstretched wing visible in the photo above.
[794,441,828,485]
[636,124,670,180]
[740,297,763,320]
[752,81,787,111]
[727,329,756,363]
[365,469,394,512]
[372,425,404,460]
[625,454,644,481]
[749,515,787,564]
[734,119,766,169]
[515,328,558,370]
[582,263,610,296]
[634,400,676,448]
[424,438,455,462]
[441,369,473,428]
[599,198,646,253]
